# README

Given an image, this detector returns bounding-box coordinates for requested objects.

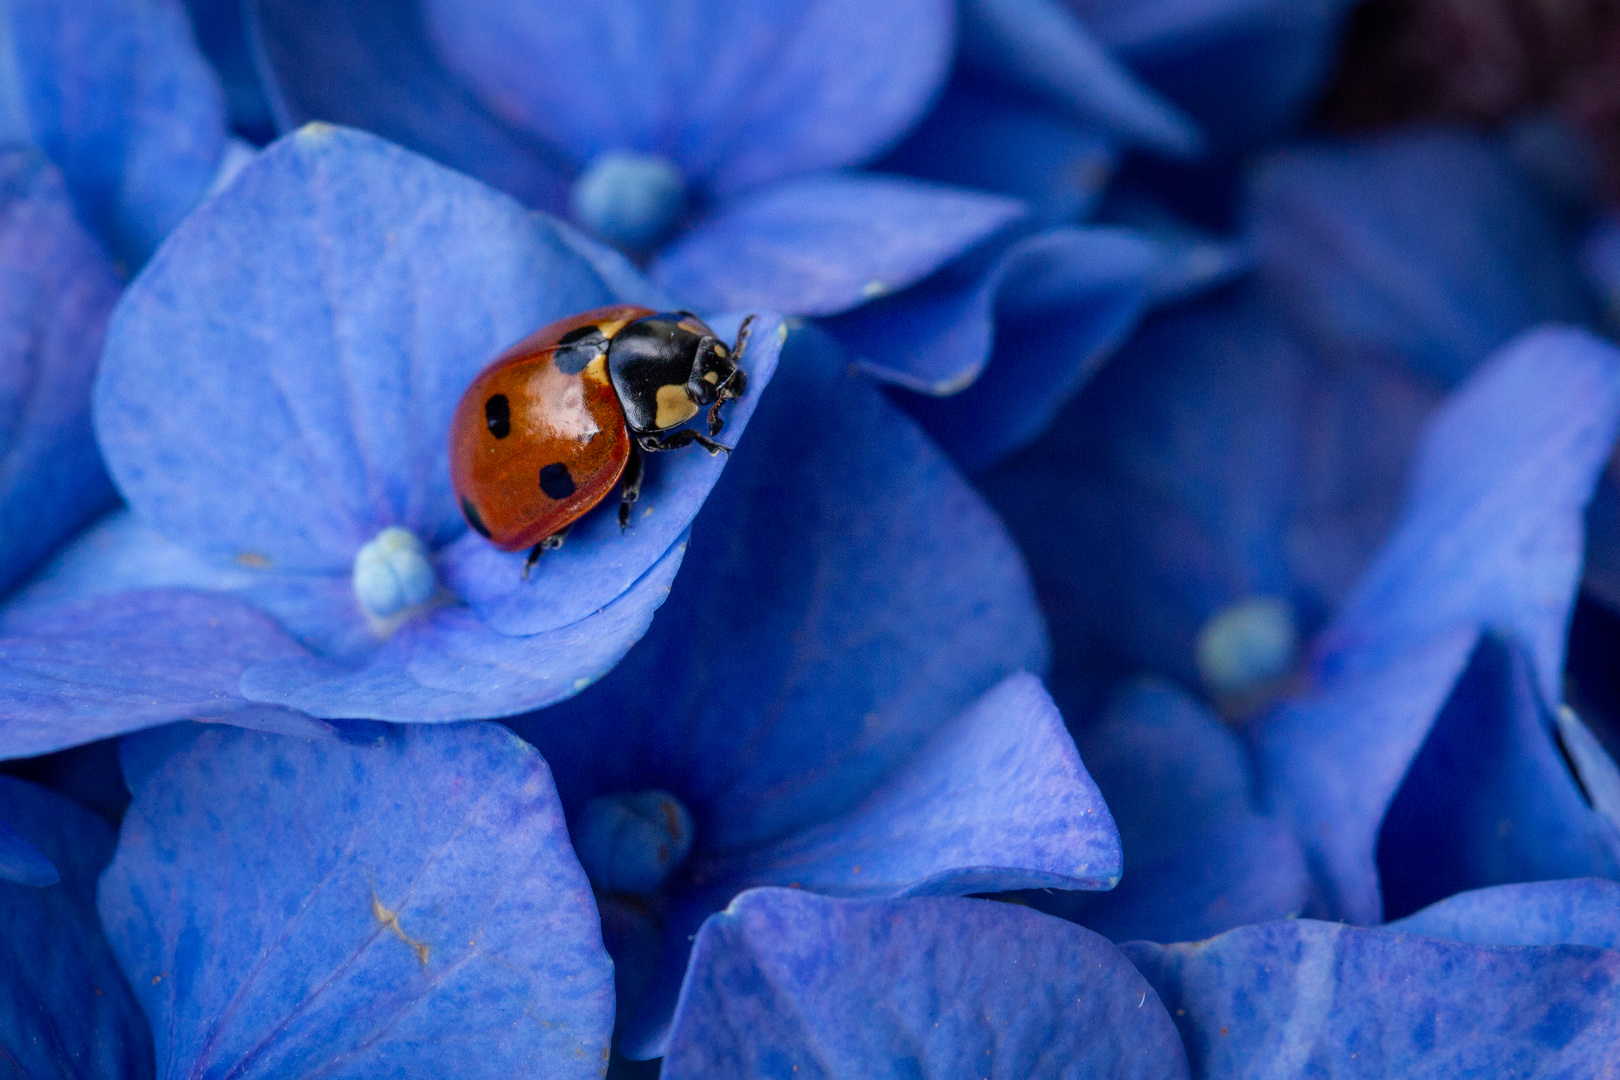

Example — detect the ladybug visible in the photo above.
[449,305,752,573]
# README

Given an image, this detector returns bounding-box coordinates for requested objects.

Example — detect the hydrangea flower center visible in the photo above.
[1195,595,1299,699]
[352,526,438,620]
[570,151,688,253]
[575,788,695,895]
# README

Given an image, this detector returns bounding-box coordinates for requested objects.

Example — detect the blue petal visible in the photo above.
[1373,636,1620,921]
[700,673,1121,896]
[881,71,1117,228]
[1052,679,1309,943]
[443,313,783,635]
[651,175,1024,317]
[514,325,1048,852]
[1248,129,1596,389]
[1256,328,1620,924]
[249,0,572,212]
[1125,921,1620,1078]
[237,533,687,721]
[983,286,1437,690]
[0,775,153,1074]
[97,123,621,573]
[1080,0,1354,151]
[100,722,613,1077]
[877,227,1160,472]
[0,589,329,761]
[417,0,954,196]
[0,150,120,596]
[0,814,56,886]
[959,0,1202,157]
[664,889,1190,1080]
[3,0,226,263]
[1388,879,1620,949]
[184,0,275,138]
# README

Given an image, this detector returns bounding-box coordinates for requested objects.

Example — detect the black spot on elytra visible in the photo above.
[484,394,510,438]
[462,498,492,538]
[539,462,577,500]
[554,326,608,374]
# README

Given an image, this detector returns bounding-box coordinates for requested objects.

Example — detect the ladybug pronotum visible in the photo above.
[449,305,752,573]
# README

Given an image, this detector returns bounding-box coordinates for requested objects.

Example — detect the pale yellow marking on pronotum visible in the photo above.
[654,384,700,428]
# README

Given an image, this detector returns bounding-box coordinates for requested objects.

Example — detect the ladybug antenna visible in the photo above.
[730,313,756,363]
[706,314,756,437]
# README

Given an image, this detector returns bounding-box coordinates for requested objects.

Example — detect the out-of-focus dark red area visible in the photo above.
[1323,0,1620,196]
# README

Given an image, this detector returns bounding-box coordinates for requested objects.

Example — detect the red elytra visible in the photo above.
[448,305,648,552]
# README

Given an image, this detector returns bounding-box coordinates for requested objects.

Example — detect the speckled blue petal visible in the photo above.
[879,227,1160,472]
[0,590,335,761]
[418,0,953,197]
[238,533,687,721]
[249,0,571,212]
[1052,680,1309,944]
[1388,879,1620,949]
[0,150,119,597]
[664,890,1189,1080]
[100,722,613,1078]
[443,314,782,635]
[1257,328,1620,924]
[2,0,225,263]
[882,72,1116,228]
[1373,636,1620,921]
[651,176,1022,317]
[0,775,153,1076]
[984,287,1436,689]
[96,124,619,573]
[514,325,1048,852]
[960,0,1201,157]
[1125,921,1620,1079]
[1249,129,1595,389]
[701,673,1120,897]
[1076,0,1353,151]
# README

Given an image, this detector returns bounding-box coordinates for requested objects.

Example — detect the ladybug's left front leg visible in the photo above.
[618,442,644,531]
[639,429,730,455]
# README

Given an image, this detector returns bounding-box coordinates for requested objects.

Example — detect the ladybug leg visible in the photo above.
[618,442,644,531]
[708,315,755,437]
[639,429,731,455]
[521,524,571,579]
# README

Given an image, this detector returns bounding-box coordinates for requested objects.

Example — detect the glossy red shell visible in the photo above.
[449,305,653,551]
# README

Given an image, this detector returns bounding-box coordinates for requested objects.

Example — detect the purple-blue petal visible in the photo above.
[96,124,620,573]
[1051,679,1310,943]
[0,150,120,596]
[237,532,688,721]
[418,0,953,196]
[664,889,1190,1080]
[1256,327,1620,924]
[959,0,1202,157]
[4,0,226,263]
[0,590,324,761]
[651,175,1024,317]
[513,325,1048,852]
[1125,921,1620,1078]
[1249,128,1596,389]
[1373,636,1620,921]
[99,722,613,1078]
[877,226,1159,472]
[1077,0,1355,151]
[0,775,153,1075]
[700,673,1121,897]
[248,0,572,212]
[1388,879,1620,950]
[443,313,782,635]
[881,71,1117,228]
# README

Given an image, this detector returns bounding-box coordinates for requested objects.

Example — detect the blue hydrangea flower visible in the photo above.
[1,0,231,266]
[0,124,782,750]
[509,327,1122,1057]
[1000,317,1620,934]
[247,0,1179,472]
[0,720,617,1076]
[1127,879,1620,1077]
[661,888,1190,1079]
